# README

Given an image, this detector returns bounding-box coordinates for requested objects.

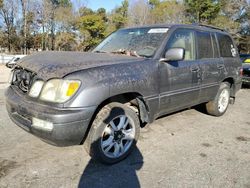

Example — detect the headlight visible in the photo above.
[29,80,44,98]
[40,79,81,103]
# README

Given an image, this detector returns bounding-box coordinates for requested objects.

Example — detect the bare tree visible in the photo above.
[128,0,186,26]
[128,0,151,26]
[20,0,28,54]
[0,0,18,53]
[36,0,56,50]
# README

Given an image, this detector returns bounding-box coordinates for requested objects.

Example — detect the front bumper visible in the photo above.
[5,86,96,146]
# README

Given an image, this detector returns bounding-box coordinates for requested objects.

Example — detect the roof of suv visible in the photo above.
[122,24,229,35]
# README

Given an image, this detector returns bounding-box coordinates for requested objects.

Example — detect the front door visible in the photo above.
[159,28,200,115]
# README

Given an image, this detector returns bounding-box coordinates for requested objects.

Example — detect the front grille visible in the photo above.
[11,67,36,93]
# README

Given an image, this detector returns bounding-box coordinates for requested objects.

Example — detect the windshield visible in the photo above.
[93,27,169,58]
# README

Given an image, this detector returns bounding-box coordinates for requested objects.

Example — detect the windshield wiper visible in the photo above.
[110,49,142,58]
[94,50,108,53]
[95,49,145,58]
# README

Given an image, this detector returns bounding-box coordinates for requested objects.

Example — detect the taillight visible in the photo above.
[240,68,243,76]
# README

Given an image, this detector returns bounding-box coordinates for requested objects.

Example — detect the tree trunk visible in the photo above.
[20,0,27,54]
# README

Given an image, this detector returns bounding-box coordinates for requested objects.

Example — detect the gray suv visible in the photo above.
[5,24,242,164]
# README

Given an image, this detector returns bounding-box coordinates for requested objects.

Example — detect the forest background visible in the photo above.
[0,0,249,54]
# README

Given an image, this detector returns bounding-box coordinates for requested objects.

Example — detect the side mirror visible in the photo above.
[6,61,15,69]
[160,48,185,62]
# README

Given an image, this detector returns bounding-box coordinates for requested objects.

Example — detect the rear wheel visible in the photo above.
[206,82,230,116]
[85,102,140,164]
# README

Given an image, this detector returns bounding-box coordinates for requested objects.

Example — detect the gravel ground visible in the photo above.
[0,66,249,188]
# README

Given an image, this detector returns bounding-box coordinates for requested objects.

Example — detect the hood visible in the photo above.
[18,51,143,80]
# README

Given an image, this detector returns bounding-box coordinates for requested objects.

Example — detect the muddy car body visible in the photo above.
[5,24,242,163]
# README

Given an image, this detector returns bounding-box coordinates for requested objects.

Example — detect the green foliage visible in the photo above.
[58,0,72,7]
[78,14,105,38]
[77,9,107,50]
[50,0,71,7]
[56,32,76,51]
[211,15,240,35]
[185,0,221,23]
[110,0,129,30]
[150,0,186,24]
[79,7,94,16]
[97,8,106,15]
[149,0,160,8]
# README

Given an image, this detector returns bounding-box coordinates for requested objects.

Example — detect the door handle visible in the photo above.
[217,64,225,69]
[191,66,200,72]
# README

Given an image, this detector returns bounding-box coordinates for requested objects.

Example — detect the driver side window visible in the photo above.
[166,29,196,61]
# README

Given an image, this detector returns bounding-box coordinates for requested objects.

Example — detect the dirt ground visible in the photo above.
[0,65,249,188]
[0,65,11,89]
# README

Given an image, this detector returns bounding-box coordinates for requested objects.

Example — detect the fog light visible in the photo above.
[32,117,53,131]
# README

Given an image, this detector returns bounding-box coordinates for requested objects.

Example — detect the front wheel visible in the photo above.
[85,102,140,164]
[206,82,231,116]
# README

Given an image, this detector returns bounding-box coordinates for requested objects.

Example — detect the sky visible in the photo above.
[73,0,125,12]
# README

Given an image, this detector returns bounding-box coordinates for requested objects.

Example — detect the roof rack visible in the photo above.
[192,23,226,32]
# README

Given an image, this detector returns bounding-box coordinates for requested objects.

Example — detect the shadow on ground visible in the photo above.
[78,147,143,188]
[241,84,250,89]
[193,103,208,114]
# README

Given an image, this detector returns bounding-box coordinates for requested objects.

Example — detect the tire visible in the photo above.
[85,102,140,164]
[206,82,231,116]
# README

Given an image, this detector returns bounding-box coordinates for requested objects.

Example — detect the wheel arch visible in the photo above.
[80,92,149,144]
[222,77,236,97]
[96,92,149,124]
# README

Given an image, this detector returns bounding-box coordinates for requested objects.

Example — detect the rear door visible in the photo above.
[196,31,222,102]
[216,33,239,74]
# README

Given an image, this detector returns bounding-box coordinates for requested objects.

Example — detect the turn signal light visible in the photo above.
[240,68,243,77]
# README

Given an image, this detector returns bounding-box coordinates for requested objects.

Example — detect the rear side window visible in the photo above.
[197,31,213,59]
[217,33,236,58]
[166,29,196,60]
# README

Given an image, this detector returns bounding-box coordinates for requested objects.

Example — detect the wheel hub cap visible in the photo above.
[101,115,135,158]
[114,130,124,142]
[218,89,229,113]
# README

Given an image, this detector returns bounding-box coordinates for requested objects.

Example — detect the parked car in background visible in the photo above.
[6,55,26,69]
[240,54,250,86]
[5,24,242,164]
[240,54,250,63]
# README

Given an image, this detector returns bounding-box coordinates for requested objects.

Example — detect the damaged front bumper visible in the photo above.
[5,86,96,146]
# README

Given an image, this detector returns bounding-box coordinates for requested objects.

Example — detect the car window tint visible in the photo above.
[217,33,236,58]
[212,34,219,58]
[197,31,213,59]
[166,29,196,61]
